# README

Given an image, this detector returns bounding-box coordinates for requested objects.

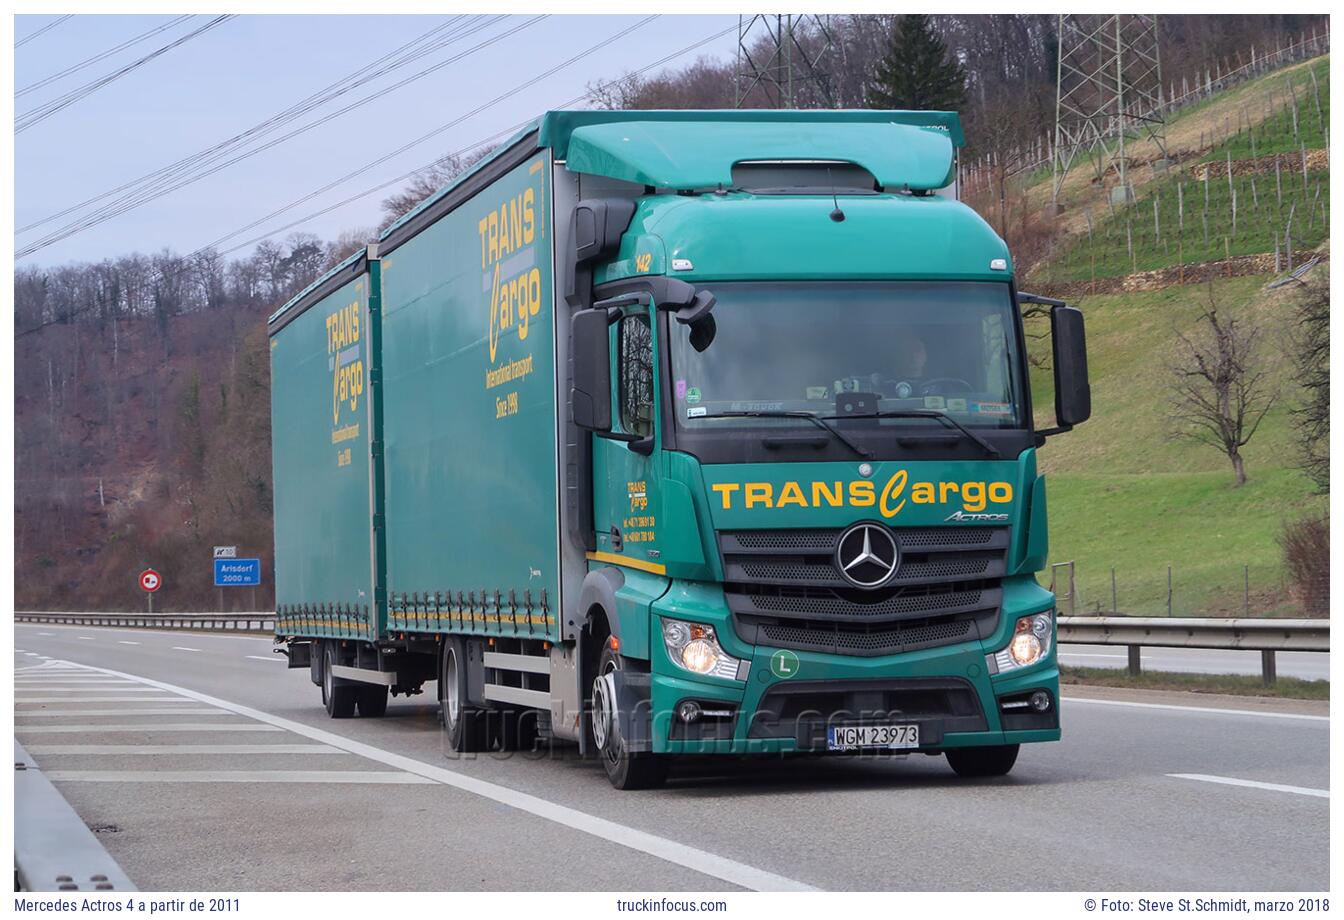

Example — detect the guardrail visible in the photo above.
[16,739,137,892]
[1058,616,1329,684]
[16,611,274,631]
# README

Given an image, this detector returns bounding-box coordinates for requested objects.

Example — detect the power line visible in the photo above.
[17,17,483,236]
[17,15,543,257]
[16,15,236,133]
[15,14,73,48]
[17,15,195,98]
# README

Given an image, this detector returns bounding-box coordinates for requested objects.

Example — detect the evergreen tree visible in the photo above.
[869,15,967,111]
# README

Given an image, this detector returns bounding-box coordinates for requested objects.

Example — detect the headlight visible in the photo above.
[661,618,742,680]
[994,611,1053,672]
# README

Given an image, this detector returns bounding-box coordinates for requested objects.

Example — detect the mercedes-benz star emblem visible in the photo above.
[835,522,900,588]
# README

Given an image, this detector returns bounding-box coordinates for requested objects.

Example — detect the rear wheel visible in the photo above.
[946,744,1020,777]
[356,684,389,718]
[440,637,486,753]
[321,644,357,719]
[593,644,667,790]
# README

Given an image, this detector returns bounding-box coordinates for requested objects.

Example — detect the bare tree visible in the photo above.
[1289,281,1328,493]
[1168,288,1277,486]
[380,147,497,225]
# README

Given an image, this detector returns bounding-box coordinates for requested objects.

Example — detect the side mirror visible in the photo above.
[570,308,612,432]
[1050,304,1091,428]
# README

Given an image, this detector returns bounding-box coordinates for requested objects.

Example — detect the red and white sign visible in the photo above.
[139,569,162,593]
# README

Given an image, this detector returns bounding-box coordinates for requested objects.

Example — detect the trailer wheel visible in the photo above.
[946,744,1020,777]
[440,637,486,753]
[356,685,389,718]
[496,708,539,752]
[321,644,357,719]
[593,645,668,790]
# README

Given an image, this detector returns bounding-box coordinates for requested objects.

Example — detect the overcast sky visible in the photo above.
[14,13,739,267]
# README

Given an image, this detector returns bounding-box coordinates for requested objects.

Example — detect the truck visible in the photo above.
[268,109,1090,789]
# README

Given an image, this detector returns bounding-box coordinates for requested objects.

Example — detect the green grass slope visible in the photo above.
[1029,273,1327,616]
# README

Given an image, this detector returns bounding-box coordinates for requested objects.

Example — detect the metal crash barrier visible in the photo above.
[17,611,274,632]
[1059,616,1330,684]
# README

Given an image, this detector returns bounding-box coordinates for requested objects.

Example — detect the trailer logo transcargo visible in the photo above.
[710,471,1012,519]
[327,299,363,446]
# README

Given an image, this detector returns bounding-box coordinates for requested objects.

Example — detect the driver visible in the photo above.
[884,335,927,398]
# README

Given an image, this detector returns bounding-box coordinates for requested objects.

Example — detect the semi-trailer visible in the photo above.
[268,109,1090,789]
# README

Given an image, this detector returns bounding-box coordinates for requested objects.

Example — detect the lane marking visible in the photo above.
[26,744,347,755]
[78,636,95,641]
[38,632,54,636]
[17,709,228,718]
[62,659,818,892]
[43,770,432,784]
[118,640,141,645]
[16,723,284,733]
[1062,696,1328,722]
[16,687,166,693]
[173,647,202,652]
[245,655,285,663]
[17,622,273,642]
[1168,773,1329,799]
[18,696,210,704]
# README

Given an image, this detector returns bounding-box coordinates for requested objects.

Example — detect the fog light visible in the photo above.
[677,700,701,723]
[1029,690,1052,712]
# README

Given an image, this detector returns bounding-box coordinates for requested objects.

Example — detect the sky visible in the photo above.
[13,13,740,267]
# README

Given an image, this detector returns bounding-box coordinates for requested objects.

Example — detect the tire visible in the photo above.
[440,637,487,753]
[946,744,1020,777]
[496,707,540,752]
[592,644,668,790]
[356,684,389,718]
[321,644,357,719]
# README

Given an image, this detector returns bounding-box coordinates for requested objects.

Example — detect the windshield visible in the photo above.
[669,281,1025,433]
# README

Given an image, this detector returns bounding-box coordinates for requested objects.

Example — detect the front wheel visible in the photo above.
[592,645,667,790]
[946,744,1020,777]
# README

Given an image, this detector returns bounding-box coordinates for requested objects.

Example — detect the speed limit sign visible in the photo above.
[139,569,162,593]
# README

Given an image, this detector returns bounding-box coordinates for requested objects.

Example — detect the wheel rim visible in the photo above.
[323,649,333,702]
[443,646,461,729]
[593,658,620,766]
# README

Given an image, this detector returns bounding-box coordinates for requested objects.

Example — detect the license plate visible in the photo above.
[827,724,919,751]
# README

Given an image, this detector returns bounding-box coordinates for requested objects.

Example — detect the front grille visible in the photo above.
[719,525,1009,657]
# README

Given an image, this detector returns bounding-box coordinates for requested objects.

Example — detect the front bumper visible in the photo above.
[647,577,1060,755]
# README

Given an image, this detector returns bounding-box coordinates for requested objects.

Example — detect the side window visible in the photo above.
[618,313,654,438]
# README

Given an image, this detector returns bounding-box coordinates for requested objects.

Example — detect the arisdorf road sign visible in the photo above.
[214,558,262,587]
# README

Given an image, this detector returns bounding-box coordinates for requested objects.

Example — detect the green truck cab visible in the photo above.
[268,110,1090,789]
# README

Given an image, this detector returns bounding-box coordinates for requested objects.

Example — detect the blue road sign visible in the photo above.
[214,558,262,587]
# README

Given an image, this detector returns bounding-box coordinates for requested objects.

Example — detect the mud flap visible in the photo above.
[611,669,655,754]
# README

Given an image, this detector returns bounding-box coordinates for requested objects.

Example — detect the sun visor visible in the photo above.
[564,120,957,192]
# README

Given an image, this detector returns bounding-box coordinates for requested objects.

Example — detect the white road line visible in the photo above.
[66,660,817,892]
[38,632,54,636]
[16,723,284,733]
[26,744,347,755]
[16,709,228,718]
[16,687,166,693]
[1062,696,1329,722]
[1168,773,1329,799]
[1061,652,1152,660]
[117,641,141,645]
[43,770,433,784]
[17,623,273,642]
[77,636,95,641]
[18,696,203,704]
[172,647,202,652]
[24,652,40,656]
[245,655,285,663]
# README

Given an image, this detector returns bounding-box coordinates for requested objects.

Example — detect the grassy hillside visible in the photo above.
[1028,273,1327,616]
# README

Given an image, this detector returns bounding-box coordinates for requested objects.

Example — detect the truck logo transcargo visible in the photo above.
[709,471,1012,519]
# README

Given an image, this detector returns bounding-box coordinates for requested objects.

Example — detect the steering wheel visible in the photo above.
[918,377,974,396]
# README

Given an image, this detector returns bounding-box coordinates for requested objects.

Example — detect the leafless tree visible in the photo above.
[1289,281,1328,493]
[380,147,496,224]
[1168,288,1277,486]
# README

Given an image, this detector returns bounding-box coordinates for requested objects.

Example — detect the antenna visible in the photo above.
[827,167,845,222]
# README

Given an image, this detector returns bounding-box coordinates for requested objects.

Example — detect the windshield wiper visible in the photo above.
[697,411,872,459]
[823,409,1001,458]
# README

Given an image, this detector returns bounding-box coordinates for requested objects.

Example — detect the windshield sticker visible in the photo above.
[675,379,687,401]
[686,387,701,405]
[971,401,1012,416]
[729,401,784,412]
[806,386,829,400]
[947,398,968,412]
[687,406,707,418]
[923,396,946,410]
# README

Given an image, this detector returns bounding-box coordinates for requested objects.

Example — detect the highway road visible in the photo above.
[1060,644,1329,681]
[15,622,1330,892]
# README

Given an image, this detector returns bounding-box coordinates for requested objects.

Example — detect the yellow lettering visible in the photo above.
[487,211,499,264]
[912,482,936,504]
[711,483,739,509]
[744,483,773,508]
[812,481,842,507]
[478,217,489,267]
[777,481,807,508]
[509,197,522,254]
[849,480,876,507]
[879,470,908,518]
[989,482,1013,503]
[939,481,960,503]
[963,481,987,512]
[523,187,535,244]
[497,204,513,256]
